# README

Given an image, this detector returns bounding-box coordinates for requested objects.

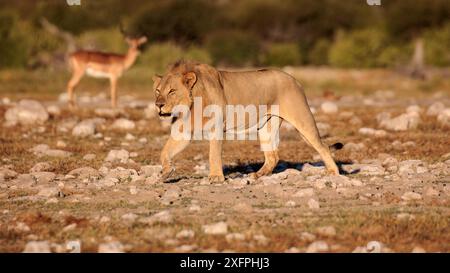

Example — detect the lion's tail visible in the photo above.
[329,142,344,151]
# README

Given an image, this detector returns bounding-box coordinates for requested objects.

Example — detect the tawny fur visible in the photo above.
[153,61,341,182]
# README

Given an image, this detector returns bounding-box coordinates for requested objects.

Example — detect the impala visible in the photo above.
[66,35,147,108]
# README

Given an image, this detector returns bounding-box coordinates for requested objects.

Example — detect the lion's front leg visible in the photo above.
[160,136,190,182]
[208,139,224,182]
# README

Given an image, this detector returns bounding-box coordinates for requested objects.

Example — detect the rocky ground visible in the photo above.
[0,68,449,253]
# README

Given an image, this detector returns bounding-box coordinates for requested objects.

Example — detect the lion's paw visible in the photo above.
[208,174,225,183]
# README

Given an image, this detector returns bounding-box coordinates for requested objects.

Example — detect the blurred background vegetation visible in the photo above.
[0,0,449,72]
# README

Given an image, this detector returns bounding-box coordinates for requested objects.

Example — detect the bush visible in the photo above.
[206,30,260,66]
[138,42,211,72]
[377,44,412,67]
[328,29,389,68]
[78,29,127,53]
[0,11,31,68]
[424,23,450,67]
[261,43,302,67]
[308,39,331,65]
[131,0,217,44]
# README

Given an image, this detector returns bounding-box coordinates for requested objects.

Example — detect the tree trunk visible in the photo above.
[409,38,426,79]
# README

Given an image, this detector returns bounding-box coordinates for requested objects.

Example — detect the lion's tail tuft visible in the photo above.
[329,142,344,151]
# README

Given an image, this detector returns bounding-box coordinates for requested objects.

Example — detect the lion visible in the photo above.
[153,61,343,182]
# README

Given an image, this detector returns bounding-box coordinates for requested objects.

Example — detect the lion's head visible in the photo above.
[152,61,199,117]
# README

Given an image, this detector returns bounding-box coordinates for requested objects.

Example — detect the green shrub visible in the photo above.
[131,0,217,43]
[424,23,450,67]
[78,28,127,53]
[138,42,211,72]
[329,29,389,68]
[262,43,302,67]
[206,30,260,66]
[0,11,31,68]
[377,44,412,67]
[308,39,331,65]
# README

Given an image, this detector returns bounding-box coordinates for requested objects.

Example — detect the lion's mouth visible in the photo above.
[158,112,172,117]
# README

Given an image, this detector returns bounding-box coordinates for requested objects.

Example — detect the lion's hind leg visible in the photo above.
[280,95,340,175]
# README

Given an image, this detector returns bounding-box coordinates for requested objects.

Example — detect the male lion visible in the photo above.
[153,61,342,182]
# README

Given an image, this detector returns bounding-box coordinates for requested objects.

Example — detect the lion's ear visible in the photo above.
[183,72,197,89]
[152,75,162,89]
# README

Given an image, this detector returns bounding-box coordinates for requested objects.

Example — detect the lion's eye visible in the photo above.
[168,89,176,96]
[155,90,161,96]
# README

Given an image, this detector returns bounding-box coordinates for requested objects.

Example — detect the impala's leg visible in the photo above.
[67,69,84,108]
[251,115,282,179]
[209,139,224,182]
[109,76,118,108]
[160,136,190,181]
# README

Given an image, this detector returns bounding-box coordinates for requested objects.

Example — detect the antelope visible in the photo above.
[66,33,147,108]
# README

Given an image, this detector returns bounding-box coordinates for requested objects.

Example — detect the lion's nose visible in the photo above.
[156,102,165,109]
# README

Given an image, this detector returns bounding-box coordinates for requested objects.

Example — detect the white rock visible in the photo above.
[37,187,59,197]
[358,127,387,137]
[58,92,69,103]
[140,210,173,225]
[29,144,71,158]
[316,226,336,237]
[72,118,105,137]
[437,108,450,126]
[202,222,228,235]
[105,149,130,163]
[302,164,325,175]
[56,140,67,148]
[398,160,427,176]
[358,164,385,176]
[98,242,124,253]
[94,108,122,118]
[293,188,315,198]
[47,105,61,117]
[144,103,158,119]
[425,187,439,197]
[111,118,135,131]
[412,246,426,253]
[426,102,445,116]
[30,162,51,173]
[321,102,338,114]
[32,172,56,183]
[83,154,96,161]
[57,118,78,133]
[5,100,49,126]
[68,167,100,179]
[285,200,296,207]
[23,241,51,253]
[176,229,195,239]
[300,232,316,242]
[121,213,138,222]
[343,142,366,152]
[380,112,420,131]
[139,165,162,177]
[406,105,422,114]
[316,122,330,137]
[125,133,135,141]
[306,241,329,253]
[401,191,422,201]
[307,198,320,210]
[225,233,245,242]
[11,174,35,187]
[129,186,138,195]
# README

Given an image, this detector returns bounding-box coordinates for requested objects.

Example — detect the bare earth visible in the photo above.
[0,68,449,253]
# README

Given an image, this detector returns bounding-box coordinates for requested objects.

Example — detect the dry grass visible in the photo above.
[0,67,449,252]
